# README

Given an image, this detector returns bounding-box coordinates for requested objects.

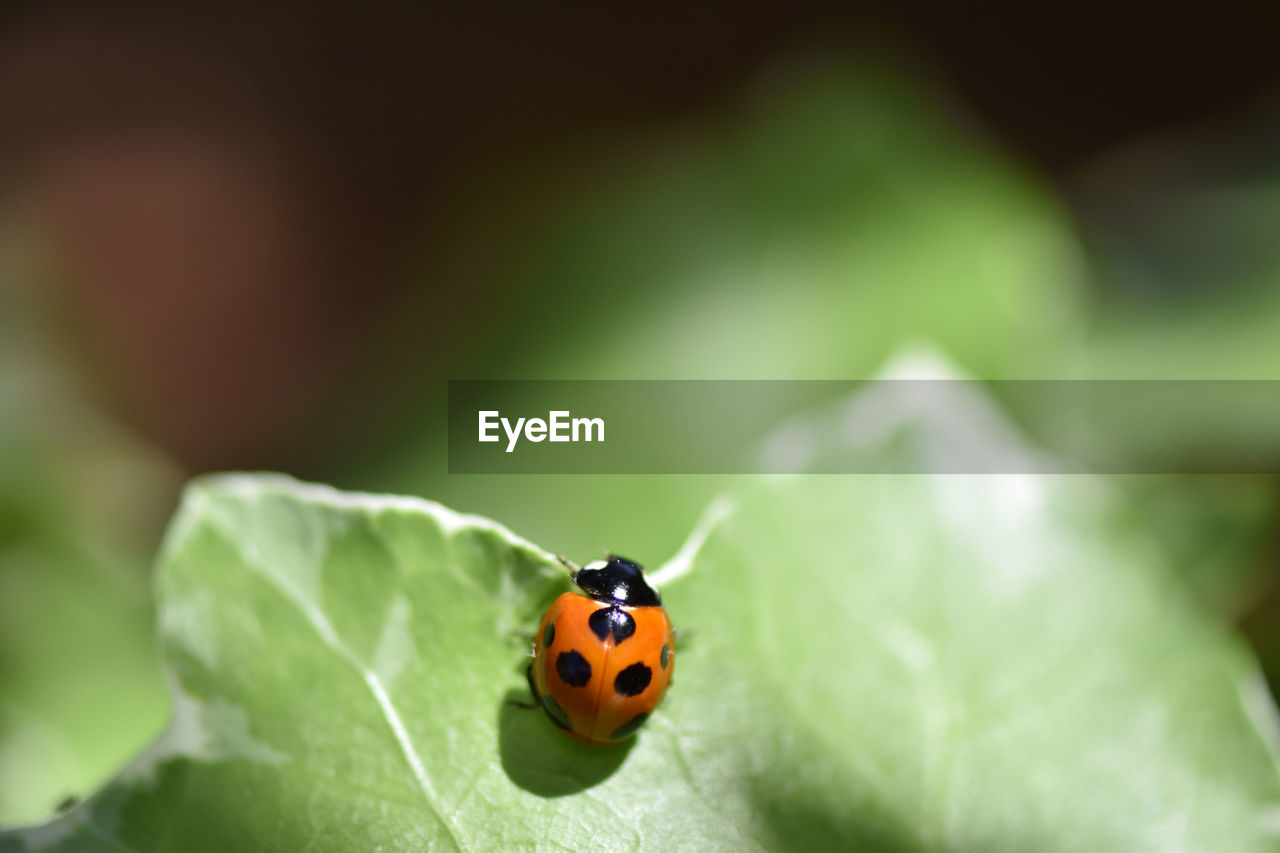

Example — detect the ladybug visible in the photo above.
[528,555,674,745]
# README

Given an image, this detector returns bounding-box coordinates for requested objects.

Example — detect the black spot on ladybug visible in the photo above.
[614,662,652,696]
[540,694,572,731]
[556,650,592,687]
[660,643,670,669]
[588,606,636,644]
[610,712,649,740]
[542,622,555,648]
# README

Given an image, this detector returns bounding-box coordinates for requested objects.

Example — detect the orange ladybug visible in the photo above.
[528,555,674,745]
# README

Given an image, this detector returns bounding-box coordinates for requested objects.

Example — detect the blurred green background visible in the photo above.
[4,0,1280,829]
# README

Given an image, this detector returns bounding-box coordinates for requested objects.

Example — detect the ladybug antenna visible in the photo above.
[555,554,581,582]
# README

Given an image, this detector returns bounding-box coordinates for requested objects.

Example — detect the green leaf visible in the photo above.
[5,465,1279,851]
[0,276,174,826]
[0,523,168,828]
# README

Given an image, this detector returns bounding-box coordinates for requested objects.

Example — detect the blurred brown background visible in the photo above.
[4,0,1280,473]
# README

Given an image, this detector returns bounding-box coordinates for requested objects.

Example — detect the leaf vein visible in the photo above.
[202,510,468,853]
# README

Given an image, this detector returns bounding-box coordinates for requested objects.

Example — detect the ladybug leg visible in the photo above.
[507,663,539,710]
[526,662,539,697]
[511,630,538,661]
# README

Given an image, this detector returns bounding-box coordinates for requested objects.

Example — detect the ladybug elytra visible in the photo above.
[528,555,674,745]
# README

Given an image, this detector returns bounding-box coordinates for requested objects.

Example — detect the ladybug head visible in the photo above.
[573,555,662,607]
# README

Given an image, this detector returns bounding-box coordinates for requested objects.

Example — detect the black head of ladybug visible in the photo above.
[573,555,662,607]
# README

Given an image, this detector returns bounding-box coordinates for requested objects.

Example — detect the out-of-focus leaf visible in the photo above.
[1077,119,1280,382]
[1054,124,1280,623]
[350,59,1088,569]
[1069,119,1280,468]
[1110,476,1277,618]
[0,256,174,825]
[456,61,1085,382]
